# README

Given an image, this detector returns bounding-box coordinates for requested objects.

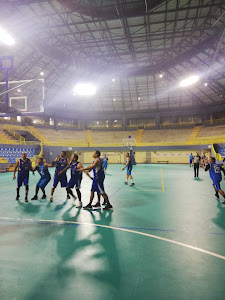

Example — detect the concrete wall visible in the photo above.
[43,145,212,164]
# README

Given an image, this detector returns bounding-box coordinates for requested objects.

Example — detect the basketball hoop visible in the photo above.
[123,138,136,147]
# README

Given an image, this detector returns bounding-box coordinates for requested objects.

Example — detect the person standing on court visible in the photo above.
[205,157,225,204]
[122,152,135,186]
[13,152,34,202]
[103,154,108,174]
[189,153,194,167]
[50,151,69,202]
[193,152,201,178]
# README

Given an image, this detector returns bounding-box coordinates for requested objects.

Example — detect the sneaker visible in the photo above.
[92,203,101,208]
[67,195,71,200]
[102,201,107,205]
[16,196,20,201]
[41,195,47,199]
[25,197,28,202]
[76,201,82,208]
[103,204,113,210]
[83,203,92,210]
[130,183,135,187]
[222,201,225,205]
[31,195,38,200]
[124,182,128,185]
[50,196,53,202]
[215,193,220,199]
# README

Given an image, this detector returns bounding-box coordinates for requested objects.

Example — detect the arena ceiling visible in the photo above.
[0,0,225,114]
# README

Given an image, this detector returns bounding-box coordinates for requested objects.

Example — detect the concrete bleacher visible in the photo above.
[2,124,225,148]
[37,128,86,144]
[92,131,137,146]
[142,128,193,144]
[197,125,225,138]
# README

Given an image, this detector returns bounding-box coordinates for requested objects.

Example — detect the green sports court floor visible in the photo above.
[0,164,225,300]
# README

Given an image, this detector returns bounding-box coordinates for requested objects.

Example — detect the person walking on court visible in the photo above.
[193,152,201,178]
[122,152,135,186]
[13,152,34,202]
[205,157,225,204]
[189,153,194,167]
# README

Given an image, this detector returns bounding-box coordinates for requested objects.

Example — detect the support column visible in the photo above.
[5,70,9,107]
[155,114,160,129]
[122,115,126,130]
[54,117,58,130]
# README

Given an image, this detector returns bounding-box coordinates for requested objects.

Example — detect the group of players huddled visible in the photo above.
[189,152,225,204]
[13,150,135,210]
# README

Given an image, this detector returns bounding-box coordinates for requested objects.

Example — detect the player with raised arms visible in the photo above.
[122,152,135,186]
[205,157,225,204]
[50,151,69,202]
[31,157,51,200]
[79,150,113,210]
[13,152,34,202]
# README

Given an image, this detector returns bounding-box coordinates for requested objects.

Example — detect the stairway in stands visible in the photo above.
[86,130,94,147]
[27,126,51,145]
[186,126,201,145]
[136,129,144,146]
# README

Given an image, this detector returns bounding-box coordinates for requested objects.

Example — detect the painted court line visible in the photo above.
[1,217,225,261]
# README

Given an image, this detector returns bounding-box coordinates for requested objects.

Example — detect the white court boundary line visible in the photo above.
[1,217,225,261]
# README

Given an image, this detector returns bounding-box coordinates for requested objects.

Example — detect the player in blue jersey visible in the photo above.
[122,153,135,186]
[79,150,113,210]
[13,152,34,202]
[103,154,108,173]
[58,154,92,208]
[205,157,225,204]
[189,153,194,167]
[50,151,69,202]
[31,157,51,200]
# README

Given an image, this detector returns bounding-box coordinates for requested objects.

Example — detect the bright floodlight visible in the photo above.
[179,75,199,87]
[74,83,96,96]
[0,26,15,46]
[204,82,208,86]
[40,72,44,76]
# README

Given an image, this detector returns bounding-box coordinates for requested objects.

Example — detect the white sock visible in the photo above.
[126,178,128,183]
[131,179,134,183]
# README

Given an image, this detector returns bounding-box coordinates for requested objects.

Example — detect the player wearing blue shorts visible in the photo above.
[189,153,194,167]
[103,154,108,173]
[13,152,34,202]
[50,151,69,202]
[205,157,225,204]
[122,152,135,186]
[80,150,113,210]
[59,154,92,208]
[31,157,51,200]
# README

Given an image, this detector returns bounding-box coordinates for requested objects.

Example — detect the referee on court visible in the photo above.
[193,152,201,178]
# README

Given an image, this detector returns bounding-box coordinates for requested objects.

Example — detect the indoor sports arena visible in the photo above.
[0,1,225,299]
